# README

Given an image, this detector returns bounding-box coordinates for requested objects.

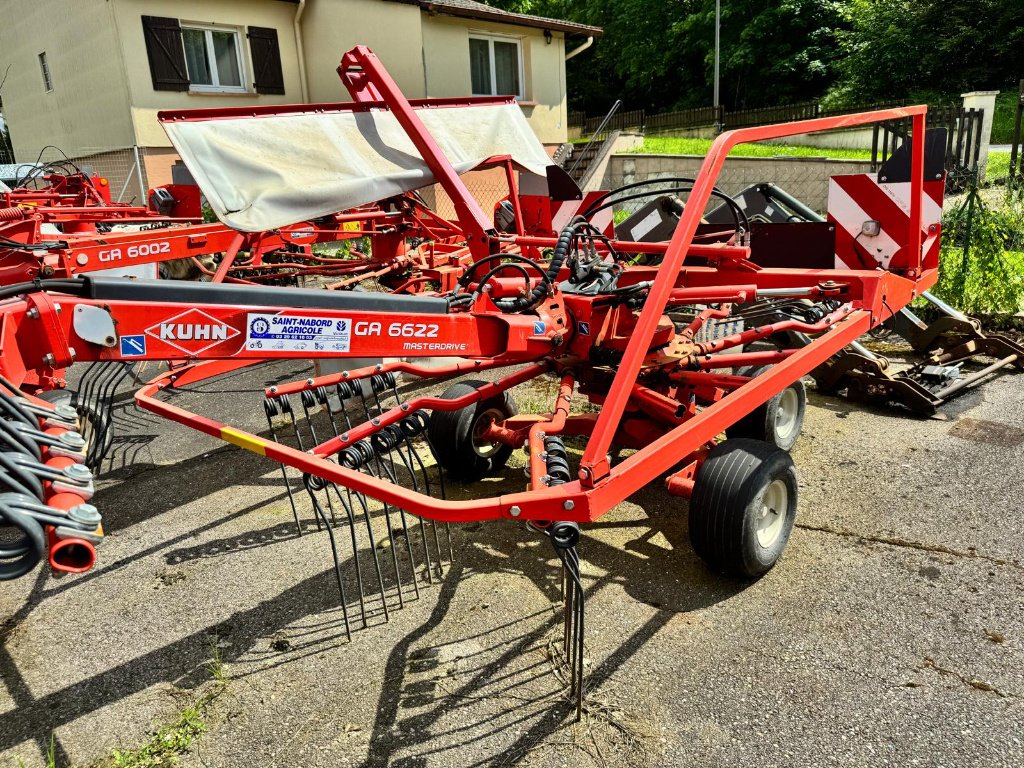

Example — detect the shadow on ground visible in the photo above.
[0,441,745,767]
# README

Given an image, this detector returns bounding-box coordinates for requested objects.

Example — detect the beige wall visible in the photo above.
[0,0,135,158]
[302,0,426,102]
[420,16,568,144]
[114,0,305,147]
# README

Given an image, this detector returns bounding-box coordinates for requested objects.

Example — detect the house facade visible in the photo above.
[0,0,600,190]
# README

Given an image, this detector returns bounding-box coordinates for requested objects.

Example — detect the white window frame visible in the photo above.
[38,52,53,93]
[469,34,525,100]
[181,23,248,94]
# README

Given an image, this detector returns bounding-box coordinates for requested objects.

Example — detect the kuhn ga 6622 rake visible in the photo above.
[0,48,953,717]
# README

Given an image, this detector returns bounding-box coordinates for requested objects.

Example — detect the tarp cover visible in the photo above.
[162,103,553,232]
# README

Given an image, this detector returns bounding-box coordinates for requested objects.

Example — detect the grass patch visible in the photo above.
[932,186,1024,315]
[85,639,228,768]
[99,691,218,768]
[991,90,1020,145]
[987,151,1011,183]
[628,136,873,160]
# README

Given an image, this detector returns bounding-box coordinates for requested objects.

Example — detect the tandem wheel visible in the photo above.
[726,365,806,451]
[688,438,798,578]
[427,380,517,481]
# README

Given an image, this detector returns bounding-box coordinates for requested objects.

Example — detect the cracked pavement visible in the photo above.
[1,361,1022,767]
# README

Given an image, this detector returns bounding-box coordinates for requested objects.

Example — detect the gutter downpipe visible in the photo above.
[565,36,594,61]
[294,0,310,102]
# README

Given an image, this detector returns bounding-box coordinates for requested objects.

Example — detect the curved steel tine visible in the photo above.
[304,480,351,641]
[264,403,303,535]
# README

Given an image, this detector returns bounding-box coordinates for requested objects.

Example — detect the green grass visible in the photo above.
[104,692,216,768]
[628,136,873,160]
[991,90,1020,145]
[987,151,1011,182]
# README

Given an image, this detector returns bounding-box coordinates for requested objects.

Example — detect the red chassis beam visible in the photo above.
[577,105,928,484]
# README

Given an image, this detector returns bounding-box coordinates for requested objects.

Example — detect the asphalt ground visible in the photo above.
[1,360,1022,767]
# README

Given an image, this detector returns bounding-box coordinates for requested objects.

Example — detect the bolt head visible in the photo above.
[59,431,86,448]
[64,463,92,481]
[69,503,101,526]
[341,433,350,442]
[509,505,521,517]
[563,500,575,511]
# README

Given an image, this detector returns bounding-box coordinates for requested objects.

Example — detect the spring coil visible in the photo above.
[370,372,397,393]
[0,391,48,579]
[263,395,292,418]
[544,436,572,485]
[0,207,26,223]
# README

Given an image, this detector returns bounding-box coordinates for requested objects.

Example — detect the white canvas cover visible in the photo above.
[162,103,554,232]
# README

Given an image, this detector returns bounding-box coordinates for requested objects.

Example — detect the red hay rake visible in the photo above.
[0,47,977,717]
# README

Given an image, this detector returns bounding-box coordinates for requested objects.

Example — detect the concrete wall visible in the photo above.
[0,0,135,157]
[114,0,305,148]
[607,154,875,215]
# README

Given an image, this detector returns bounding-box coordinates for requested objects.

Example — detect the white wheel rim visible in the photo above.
[774,387,800,441]
[756,479,788,549]
[471,408,504,459]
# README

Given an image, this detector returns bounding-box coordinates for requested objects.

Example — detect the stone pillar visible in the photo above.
[961,90,999,181]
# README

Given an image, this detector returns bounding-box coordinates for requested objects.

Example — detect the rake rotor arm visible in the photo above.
[337,46,496,261]
[578,105,930,484]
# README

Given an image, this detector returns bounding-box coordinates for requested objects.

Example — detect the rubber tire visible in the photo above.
[726,365,806,451]
[688,438,798,578]
[427,380,517,482]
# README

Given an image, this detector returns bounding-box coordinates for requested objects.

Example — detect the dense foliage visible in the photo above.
[934,187,1024,315]
[488,0,1023,114]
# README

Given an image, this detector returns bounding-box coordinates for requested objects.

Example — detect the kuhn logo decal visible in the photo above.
[145,309,239,354]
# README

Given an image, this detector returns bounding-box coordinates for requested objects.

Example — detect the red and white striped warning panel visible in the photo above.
[827,175,944,272]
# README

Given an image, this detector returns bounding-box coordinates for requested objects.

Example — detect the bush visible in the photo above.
[991,90,1021,145]
[932,186,1024,315]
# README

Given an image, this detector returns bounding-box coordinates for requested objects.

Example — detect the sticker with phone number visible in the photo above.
[245,313,351,353]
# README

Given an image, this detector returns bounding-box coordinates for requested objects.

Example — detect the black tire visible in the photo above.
[427,380,517,481]
[726,365,806,451]
[688,438,798,578]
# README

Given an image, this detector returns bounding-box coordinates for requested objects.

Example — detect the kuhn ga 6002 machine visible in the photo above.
[0,47,971,715]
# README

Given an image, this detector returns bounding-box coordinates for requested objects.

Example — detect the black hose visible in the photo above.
[585,187,749,237]
[581,177,699,218]
[494,223,574,313]
[0,278,89,302]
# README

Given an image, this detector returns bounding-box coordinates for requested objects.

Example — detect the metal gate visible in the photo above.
[871,106,984,192]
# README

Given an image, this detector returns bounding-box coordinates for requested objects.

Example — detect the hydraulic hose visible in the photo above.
[494,222,573,313]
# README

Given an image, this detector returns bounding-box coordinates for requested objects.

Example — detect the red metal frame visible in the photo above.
[0,49,940,571]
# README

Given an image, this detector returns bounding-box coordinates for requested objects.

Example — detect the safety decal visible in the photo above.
[119,335,147,357]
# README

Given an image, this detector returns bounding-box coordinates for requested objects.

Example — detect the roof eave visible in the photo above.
[417,2,602,37]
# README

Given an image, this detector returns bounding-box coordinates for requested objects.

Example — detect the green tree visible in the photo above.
[828,0,1024,105]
